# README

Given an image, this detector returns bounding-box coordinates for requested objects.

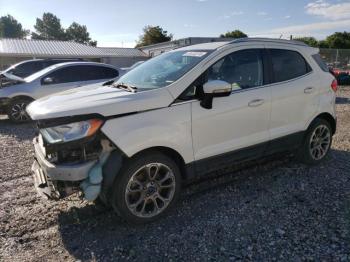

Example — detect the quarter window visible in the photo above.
[269,49,311,83]
[206,49,264,90]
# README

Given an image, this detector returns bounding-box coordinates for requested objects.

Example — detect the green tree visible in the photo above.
[136,25,173,47]
[31,12,66,40]
[318,40,330,48]
[0,15,29,38]
[294,37,319,47]
[324,32,350,49]
[220,30,247,39]
[66,22,97,46]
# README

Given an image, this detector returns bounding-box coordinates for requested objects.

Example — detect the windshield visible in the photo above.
[115,50,212,89]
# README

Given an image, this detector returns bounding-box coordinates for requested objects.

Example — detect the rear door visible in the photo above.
[83,65,119,84]
[266,47,320,151]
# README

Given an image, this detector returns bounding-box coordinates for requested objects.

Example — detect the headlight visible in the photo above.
[40,119,104,144]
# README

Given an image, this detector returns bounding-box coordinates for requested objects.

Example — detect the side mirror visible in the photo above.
[42,77,54,85]
[200,80,232,109]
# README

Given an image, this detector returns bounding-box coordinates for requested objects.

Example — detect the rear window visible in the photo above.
[312,54,329,72]
[270,49,312,83]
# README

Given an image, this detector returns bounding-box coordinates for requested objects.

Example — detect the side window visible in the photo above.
[312,53,329,72]
[88,66,119,79]
[269,49,312,83]
[41,66,85,85]
[178,49,264,101]
[206,49,264,90]
[11,61,44,77]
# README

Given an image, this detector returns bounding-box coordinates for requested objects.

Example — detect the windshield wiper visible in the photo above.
[113,82,138,93]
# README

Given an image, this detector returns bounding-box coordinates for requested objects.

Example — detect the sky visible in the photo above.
[1,0,350,47]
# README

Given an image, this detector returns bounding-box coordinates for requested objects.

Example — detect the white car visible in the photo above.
[0,62,119,122]
[27,38,337,224]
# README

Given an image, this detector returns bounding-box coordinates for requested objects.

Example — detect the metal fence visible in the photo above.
[320,49,350,70]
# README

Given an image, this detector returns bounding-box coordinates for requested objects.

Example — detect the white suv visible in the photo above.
[27,38,337,224]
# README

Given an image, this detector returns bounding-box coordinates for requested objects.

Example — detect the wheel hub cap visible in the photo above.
[125,163,176,218]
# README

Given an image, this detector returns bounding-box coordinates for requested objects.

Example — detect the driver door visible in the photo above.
[191,48,271,174]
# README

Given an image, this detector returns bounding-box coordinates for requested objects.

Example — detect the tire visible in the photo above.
[111,152,182,224]
[7,98,32,122]
[299,118,333,165]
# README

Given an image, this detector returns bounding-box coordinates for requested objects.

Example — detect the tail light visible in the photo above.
[331,79,338,92]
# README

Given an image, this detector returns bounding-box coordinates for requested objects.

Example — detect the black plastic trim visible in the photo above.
[185,131,306,179]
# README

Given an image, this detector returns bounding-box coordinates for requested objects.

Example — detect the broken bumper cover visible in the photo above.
[32,137,97,199]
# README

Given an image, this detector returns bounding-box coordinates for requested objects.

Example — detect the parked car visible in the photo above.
[27,38,337,224]
[0,58,85,78]
[0,62,119,122]
[335,72,350,85]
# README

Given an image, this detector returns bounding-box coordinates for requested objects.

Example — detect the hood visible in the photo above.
[26,82,174,120]
[0,72,25,82]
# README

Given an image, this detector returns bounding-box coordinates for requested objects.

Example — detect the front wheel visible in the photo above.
[299,118,333,165]
[111,152,182,224]
[7,98,32,122]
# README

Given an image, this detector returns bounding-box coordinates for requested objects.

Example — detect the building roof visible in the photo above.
[98,47,147,57]
[0,38,147,58]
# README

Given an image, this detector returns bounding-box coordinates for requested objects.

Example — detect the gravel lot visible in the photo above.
[1,88,350,261]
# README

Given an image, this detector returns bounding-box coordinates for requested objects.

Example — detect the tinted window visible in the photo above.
[43,66,83,84]
[206,49,263,89]
[270,49,311,83]
[88,66,119,79]
[312,54,329,72]
[42,65,118,85]
[9,61,45,77]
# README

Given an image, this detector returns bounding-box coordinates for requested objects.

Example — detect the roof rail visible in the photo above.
[227,38,309,47]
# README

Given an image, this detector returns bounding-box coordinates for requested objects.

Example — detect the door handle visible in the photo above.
[248,99,264,107]
[304,87,315,94]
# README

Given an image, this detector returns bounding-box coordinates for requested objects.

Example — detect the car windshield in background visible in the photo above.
[115,50,212,89]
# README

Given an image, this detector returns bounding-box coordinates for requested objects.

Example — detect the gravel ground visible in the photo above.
[1,88,350,262]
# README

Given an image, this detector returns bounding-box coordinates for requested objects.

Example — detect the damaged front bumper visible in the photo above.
[32,135,114,201]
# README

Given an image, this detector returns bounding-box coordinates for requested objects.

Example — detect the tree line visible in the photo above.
[294,34,350,49]
[2,13,350,49]
[0,13,97,46]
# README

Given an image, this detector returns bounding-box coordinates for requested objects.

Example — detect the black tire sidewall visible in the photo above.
[301,118,333,165]
[111,152,182,224]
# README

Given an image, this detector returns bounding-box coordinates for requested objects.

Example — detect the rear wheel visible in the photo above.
[7,98,32,122]
[111,152,181,224]
[299,118,333,165]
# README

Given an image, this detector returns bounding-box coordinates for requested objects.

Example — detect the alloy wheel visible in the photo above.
[10,103,29,121]
[309,124,331,160]
[125,163,176,218]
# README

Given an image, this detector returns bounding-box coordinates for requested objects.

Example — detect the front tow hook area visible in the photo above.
[32,160,60,199]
